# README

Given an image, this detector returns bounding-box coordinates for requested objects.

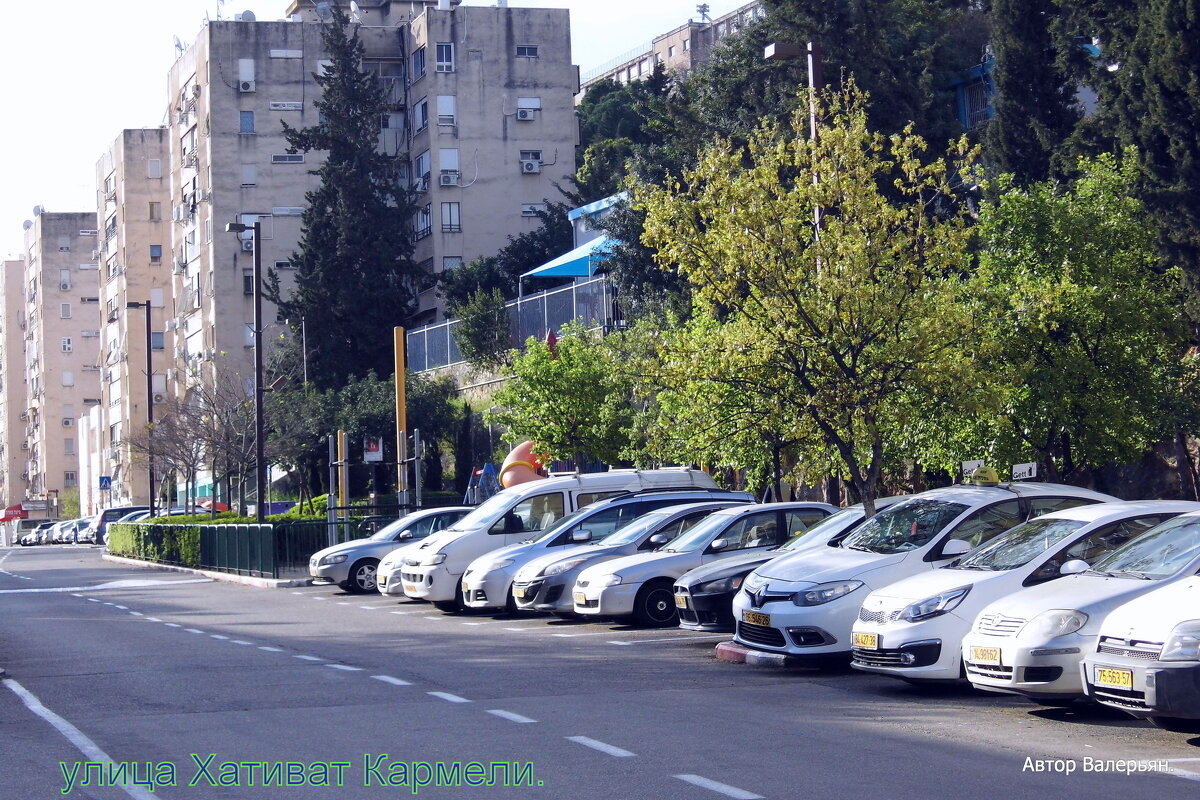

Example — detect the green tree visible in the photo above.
[485,322,634,467]
[449,288,513,371]
[264,7,421,389]
[637,85,980,513]
[971,149,1190,481]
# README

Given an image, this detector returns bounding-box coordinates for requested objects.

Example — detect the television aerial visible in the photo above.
[173,35,184,54]
[22,220,33,230]
[315,2,332,20]
[349,1,361,22]
[32,205,44,216]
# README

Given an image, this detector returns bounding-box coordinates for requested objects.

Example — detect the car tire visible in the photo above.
[1148,716,1200,734]
[632,579,679,628]
[344,559,379,594]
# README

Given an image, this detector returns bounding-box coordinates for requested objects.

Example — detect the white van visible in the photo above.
[399,468,718,611]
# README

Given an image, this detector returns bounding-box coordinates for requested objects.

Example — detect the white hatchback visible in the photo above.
[851,501,1199,681]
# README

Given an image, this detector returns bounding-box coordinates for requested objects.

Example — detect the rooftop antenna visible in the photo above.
[697,3,711,22]
[32,205,44,217]
[22,220,33,230]
[315,1,332,20]
[350,1,362,22]
[173,35,184,55]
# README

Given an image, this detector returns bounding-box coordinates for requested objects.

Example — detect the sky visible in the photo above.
[0,0,750,259]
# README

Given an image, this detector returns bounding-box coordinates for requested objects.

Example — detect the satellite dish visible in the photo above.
[173,35,183,52]
[315,2,332,19]
[22,220,33,230]
[32,205,44,216]
[241,9,255,21]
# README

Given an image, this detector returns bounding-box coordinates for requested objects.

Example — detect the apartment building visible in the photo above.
[17,212,102,513]
[1,260,26,508]
[579,1,763,94]
[94,129,173,507]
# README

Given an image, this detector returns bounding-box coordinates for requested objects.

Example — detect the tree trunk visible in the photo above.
[1176,428,1199,501]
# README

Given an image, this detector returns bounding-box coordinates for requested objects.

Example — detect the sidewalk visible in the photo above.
[102,553,313,589]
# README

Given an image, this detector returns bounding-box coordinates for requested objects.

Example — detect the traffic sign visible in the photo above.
[99,476,112,491]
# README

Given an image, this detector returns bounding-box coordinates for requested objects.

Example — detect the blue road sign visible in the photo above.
[99,476,112,491]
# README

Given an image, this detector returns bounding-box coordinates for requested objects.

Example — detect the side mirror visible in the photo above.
[939,539,973,559]
[571,529,592,543]
[709,538,729,552]
[396,530,413,541]
[647,533,668,546]
[1059,559,1090,576]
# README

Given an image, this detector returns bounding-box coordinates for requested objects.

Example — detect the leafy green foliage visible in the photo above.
[449,288,513,371]
[264,7,421,389]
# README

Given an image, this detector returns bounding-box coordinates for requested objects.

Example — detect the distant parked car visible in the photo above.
[85,506,149,546]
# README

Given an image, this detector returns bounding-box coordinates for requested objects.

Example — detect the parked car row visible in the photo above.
[306,469,1200,736]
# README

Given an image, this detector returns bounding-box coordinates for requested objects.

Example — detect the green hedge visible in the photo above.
[107,523,201,568]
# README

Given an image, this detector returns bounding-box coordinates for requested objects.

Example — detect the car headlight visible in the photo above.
[319,553,348,566]
[543,558,587,577]
[791,580,864,607]
[591,574,622,588]
[416,552,447,567]
[900,586,971,622]
[1160,620,1200,662]
[1029,609,1089,639]
[488,558,515,572]
[696,574,745,594]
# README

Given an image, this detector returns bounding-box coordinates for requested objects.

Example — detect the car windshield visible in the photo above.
[952,518,1087,571]
[444,492,519,531]
[776,507,864,552]
[839,499,969,554]
[531,508,593,543]
[1089,515,1200,580]
[598,510,677,547]
[369,517,420,541]
[665,509,744,553]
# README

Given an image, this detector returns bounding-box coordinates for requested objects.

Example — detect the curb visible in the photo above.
[102,554,313,589]
[714,640,802,668]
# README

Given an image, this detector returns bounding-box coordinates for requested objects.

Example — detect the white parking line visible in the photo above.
[129,612,143,617]
[487,709,536,724]
[372,675,413,686]
[674,774,763,799]
[4,679,156,800]
[113,605,127,610]
[185,629,205,634]
[211,635,229,640]
[359,606,382,610]
[87,598,100,603]
[462,620,504,626]
[390,610,425,616]
[295,655,324,662]
[312,597,327,601]
[607,635,727,646]
[102,602,114,606]
[427,692,470,704]
[566,736,635,758]
[258,646,283,652]
[291,591,305,595]
[503,627,529,632]
[325,664,364,672]
[231,640,254,646]
[145,617,161,622]
[70,593,83,597]
[163,623,181,628]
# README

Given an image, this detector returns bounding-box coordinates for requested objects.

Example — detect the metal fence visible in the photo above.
[406,277,617,372]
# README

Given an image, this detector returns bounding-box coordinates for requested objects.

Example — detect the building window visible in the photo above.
[668,45,677,58]
[516,44,539,58]
[150,244,163,264]
[436,42,454,72]
[60,303,72,319]
[683,39,690,51]
[241,164,256,186]
[244,273,255,295]
[64,471,78,488]
[148,159,162,179]
[271,154,304,164]
[443,256,463,270]
[64,438,76,456]
[412,46,426,80]
[436,95,456,126]
[415,204,432,239]
[149,201,161,221]
[62,371,74,387]
[519,149,543,162]
[274,260,294,270]
[240,110,255,133]
[61,337,73,353]
[441,202,461,232]
[414,98,429,131]
[151,332,165,350]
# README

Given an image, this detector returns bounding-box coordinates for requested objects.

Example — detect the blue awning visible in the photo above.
[521,236,613,279]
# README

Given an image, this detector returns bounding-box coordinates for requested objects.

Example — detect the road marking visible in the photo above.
[163,623,181,628]
[359,606,381,610]
[87,598,100,602]
[71,593,83,597]
[258,646,283,652]
[145,617,161,622]
[390,610,425,616]
[129,612,143,617]
[462,620,505,626]
[291,591,305,595]
[312,596,327,601]
[487,709,536,724]
[504,627,528,632]
[231,640,254,646]
[0,578,214,595]
[185,628,205,634]
[566,736,635,758]
[113,605,127,610]
[295,655,324,662]
[211,635,229,640]
[428,692,470,704]
[550,631,619,638]
[607,635,727,646]
[102,602,114,606]
[4,679,157,800]
[337,602,353,605]
[372,675,412,686]
[325,664,364,672]
[674,774,764,799]
[423,616,442,621]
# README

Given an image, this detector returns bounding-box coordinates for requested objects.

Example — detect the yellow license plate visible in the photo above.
[675,594,688,609]
[742,610,771,627]
[513,585,526,599]
[573,591,587,606]
[403,584,417,594]
[1095,667,1134,689]
[971,646,1001,666]
[853,632,879,650]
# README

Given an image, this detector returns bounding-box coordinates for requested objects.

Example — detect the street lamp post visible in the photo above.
[225,220,266,523]
[126,300,155,518]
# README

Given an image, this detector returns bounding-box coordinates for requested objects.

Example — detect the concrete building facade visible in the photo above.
[19,212,102,515]
[1,260,27,508]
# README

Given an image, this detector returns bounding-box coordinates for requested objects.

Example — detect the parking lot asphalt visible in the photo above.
[2,545,1199,799]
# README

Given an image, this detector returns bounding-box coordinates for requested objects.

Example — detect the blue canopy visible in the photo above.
[521,235,612,279]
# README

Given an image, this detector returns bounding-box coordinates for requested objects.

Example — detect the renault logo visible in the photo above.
[749,586,768,608]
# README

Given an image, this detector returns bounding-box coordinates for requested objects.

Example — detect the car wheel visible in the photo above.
[1148,716,1200,734]
[347,559,379,594]
[633,579,679,627]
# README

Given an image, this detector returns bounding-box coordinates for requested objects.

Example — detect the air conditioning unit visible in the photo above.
[20,471,28,479]
[165,319,177,331]
[59,282,71,291]
[196,189,210,202]
[521,159,541,174]
[91,249,101,259]
[239,80,256,93]
[241,239,255,252]
[62,418,73,428]
[520,204,542,217]
[439,171,459,186]
[516,108,536,121]
[152,392,166,404]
